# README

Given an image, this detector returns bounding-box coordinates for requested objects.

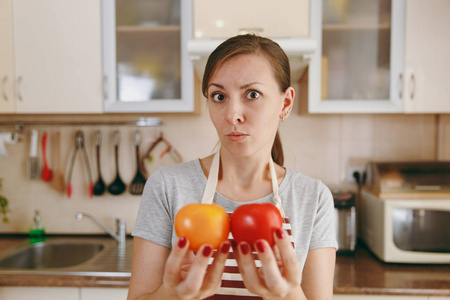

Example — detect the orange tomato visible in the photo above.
[175,203,230,251]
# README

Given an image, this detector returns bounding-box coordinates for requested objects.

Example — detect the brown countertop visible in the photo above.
[334,243,450,296]
[1,236,449,295]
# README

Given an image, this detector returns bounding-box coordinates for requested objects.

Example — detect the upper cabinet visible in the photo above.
[102,0,194,113]
[403,0,450,113]
[193,0,309,39]
[0,0,103,114]
[304,0,405,113]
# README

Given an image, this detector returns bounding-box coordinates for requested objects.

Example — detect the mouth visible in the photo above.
[226,132,249,142]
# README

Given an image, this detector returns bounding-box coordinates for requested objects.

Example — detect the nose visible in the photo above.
[226,98,245,124]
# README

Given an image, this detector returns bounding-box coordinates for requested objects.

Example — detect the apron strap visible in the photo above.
[201,146,286,218]
[201,149,220,204]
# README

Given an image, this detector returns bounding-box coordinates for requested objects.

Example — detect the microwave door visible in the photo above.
[392,208,450,253]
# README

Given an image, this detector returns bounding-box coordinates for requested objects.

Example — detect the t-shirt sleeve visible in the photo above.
[131,168,174,249]
[309,182,338,250]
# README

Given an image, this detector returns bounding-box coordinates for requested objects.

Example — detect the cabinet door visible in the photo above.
[334,295,427,300]
[306,0,405,113]
[81,287,129,300]
[0,287,79,300]
[13,0,103,114]
[403,0,450,113]
[103,0,194,113]
[0,0,15,113]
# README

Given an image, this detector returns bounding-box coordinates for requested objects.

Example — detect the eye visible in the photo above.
[245,90,260,100]
[211,93,225,102]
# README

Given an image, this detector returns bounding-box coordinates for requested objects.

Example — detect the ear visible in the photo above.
[280,87,295,118]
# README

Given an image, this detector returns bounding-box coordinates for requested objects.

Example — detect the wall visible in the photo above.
[1,99,450,235]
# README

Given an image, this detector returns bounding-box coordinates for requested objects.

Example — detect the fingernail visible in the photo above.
[275,228,285,239]
[256,240,266,253]
[239,242,250,255]
[202,245,213,257]
[178,237,187,248]
[221,242,231,254]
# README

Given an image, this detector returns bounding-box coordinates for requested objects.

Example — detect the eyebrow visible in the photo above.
[207,82,264,91]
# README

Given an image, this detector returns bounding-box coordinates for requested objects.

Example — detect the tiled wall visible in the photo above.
[1,104,449,235]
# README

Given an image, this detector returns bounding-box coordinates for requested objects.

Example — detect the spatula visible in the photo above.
[41,131,53,182]
[52,131,65,192]
[27,129,40,179]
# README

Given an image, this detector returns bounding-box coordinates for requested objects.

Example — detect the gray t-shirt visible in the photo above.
[132,159,337,270]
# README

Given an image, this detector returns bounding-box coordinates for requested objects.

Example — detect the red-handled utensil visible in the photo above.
[41,131,53,182]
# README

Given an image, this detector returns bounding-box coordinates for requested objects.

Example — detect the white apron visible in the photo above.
[202,149,294,299]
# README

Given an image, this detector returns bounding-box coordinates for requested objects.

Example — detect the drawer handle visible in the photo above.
[1,76,7,101]
[17,76,23,101]
[398,73,403,99]
[409,73,416,100]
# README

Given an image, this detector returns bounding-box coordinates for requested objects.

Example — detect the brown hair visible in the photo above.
[202,34,290,166]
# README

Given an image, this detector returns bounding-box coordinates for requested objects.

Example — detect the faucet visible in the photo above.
[76,212,126,248]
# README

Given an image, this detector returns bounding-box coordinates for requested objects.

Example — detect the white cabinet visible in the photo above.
[0,287,79,300]
[81,287,129,300]
[0,0,103,114]
[403,0,450,113]
[334,295,427,300]
[102,0,194,113]
[0,0,15,113]
[193,0,309,38]
[305,0,406,113]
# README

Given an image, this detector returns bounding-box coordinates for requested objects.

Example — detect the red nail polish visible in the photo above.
[275,228,284,239]
[202,245,213,257]
[256,240,266,253]
[239,242,250,255]
[221,242,231,254]
[178,237,187,248]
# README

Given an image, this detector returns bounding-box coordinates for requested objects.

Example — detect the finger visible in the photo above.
[164,237,191,287]
[273,228,302,285]
[179,244,214,296]
[202,241,231,293]
[254,239,289,297]
[234,241,265,294]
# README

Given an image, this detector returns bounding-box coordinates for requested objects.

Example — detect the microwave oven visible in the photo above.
[360,161,450,264]
[361,191,450,263]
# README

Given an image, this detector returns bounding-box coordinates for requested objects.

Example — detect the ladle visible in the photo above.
[93,131,106,195]
[107,130,126,195]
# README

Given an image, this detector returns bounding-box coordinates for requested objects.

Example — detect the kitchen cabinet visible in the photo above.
[0,287,79,300]
[0,0,15,113]
[193,0,309,38]
[0,0,103,114]
[334,296,427,300]
[80,287,129,300]
[304,0,405,113]
[102,0,194,113]
[403,0,450,113]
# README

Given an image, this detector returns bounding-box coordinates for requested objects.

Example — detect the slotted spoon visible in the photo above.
[130,131,146,195]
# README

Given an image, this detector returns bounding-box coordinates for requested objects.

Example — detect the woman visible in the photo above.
[128,34,337,300]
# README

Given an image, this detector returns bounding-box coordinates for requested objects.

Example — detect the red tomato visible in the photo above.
[175,203,230,251]
[230,203,283,248]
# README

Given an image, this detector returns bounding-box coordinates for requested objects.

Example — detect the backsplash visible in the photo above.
[1,104,450,235]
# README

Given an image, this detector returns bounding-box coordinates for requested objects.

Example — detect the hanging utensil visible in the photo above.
[66,130,94,198]
[130,130,146,195]
[52,131,65,193]
[107,130,126,195]
[41,131,53,182]
[27,129,40,179]
[93,130,106,196]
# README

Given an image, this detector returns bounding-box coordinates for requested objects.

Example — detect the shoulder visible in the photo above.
[154,159,201,179]
[282,169,333,204]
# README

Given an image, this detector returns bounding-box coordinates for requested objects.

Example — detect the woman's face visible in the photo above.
[206,53,293,159]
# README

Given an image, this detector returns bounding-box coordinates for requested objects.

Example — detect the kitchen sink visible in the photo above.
[0,236,132,276]
[0,242,104,269]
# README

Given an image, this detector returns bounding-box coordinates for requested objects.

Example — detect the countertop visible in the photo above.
[0,236,449,295]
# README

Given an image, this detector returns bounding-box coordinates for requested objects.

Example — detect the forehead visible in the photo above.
[210,53,276,83]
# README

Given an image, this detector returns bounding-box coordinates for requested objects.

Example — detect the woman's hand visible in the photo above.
[162,237,231,300]
[234,228,303,299]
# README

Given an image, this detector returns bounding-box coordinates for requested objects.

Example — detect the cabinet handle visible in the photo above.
[103,75,108,99]
[409,74,416,100]
[1,76,7,101]
[398,73,403,99]
[17,76,23,101]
